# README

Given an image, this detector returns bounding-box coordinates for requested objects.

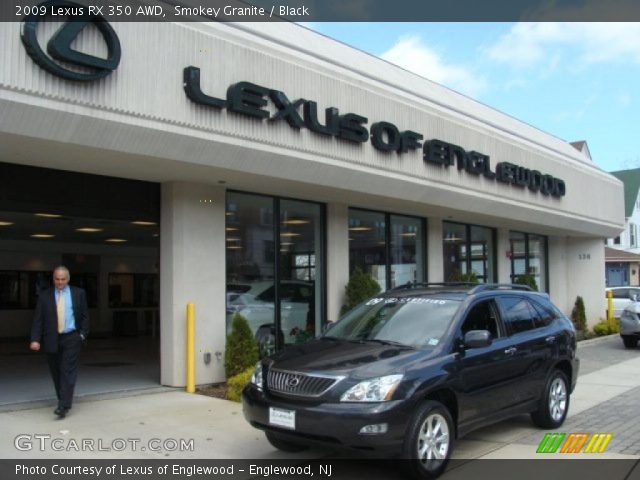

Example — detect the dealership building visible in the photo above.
[0,15,625,390]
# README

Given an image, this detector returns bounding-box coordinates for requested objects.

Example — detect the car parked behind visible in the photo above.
[605,286,640,318]
[620,302,640,349]
[242,283,579,479]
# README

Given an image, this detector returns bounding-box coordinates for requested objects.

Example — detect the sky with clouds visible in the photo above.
[307,23,639,173]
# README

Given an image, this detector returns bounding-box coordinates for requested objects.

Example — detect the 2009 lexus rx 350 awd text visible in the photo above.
[242,283,579,479]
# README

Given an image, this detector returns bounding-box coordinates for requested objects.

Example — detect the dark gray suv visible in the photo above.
[242,283,579,479]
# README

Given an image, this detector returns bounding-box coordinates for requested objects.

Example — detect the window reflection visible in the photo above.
[226,193,276,355]
[280,200,322,347]
[348,210,387,290]
[443,222,495,283]
[348,209,425,291]
[226,193,324,356]
[509,231,547,292]
[390,215,424,288]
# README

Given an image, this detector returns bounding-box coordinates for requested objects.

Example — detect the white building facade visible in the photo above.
[605,169,640,285]
[0,18,625,387]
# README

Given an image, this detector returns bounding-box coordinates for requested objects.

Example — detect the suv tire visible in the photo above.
[531,370,569,429]
[622,335,638,349]
[402,401,453,479]
[264,431,308,453]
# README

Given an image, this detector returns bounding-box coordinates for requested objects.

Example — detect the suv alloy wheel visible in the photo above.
[403,401,454,479]
[531,370,569,429]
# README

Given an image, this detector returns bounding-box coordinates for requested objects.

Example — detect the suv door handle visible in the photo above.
[504,347,517,355]
[545,336,556,344]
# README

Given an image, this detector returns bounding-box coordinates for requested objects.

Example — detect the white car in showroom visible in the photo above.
[226,280,314,352]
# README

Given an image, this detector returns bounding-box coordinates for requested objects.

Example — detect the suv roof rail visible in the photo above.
[468,283,534,294]
[388,282,479,292]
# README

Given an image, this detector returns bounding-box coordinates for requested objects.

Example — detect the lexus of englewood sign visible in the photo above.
[19,0,566,198]
[184,67,566,198]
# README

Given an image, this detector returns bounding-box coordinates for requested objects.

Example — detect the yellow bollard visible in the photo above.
[607,290,614,326]
[186,303,195,393]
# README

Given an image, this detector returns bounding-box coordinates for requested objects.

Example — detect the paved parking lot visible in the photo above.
[515,335,640,456]
[0,334,638,479]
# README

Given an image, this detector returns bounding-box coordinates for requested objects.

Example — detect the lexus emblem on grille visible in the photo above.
[287,377,301,388]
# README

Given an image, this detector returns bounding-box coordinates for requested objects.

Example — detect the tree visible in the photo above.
[340,266,381,315]
[571,296,587,332]
[448,268,479,284]
[224,313,259,378]
[515,273,538,291]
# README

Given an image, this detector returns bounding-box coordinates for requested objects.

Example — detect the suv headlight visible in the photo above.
[340,374,403,402]
[250,362,263,390]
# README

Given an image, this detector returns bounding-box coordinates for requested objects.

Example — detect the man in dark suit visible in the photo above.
[30,266,90,418]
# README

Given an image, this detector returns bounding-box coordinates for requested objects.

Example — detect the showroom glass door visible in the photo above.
[279,200,324,347]
[226,192,324,357]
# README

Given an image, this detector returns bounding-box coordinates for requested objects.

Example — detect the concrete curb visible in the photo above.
[578,333,619,347]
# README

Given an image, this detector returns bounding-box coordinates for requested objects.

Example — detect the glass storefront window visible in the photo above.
[443,223,468,282]
[510,231,527,281]
[443,222,495,283]
[108,273,158,308]
[509,231,548,292]
[390,215,424,288]
[348,210,387,289]
[280,200,323,347]
[348,209,425,291]
[226,193,276,355]
[226,192,324,357]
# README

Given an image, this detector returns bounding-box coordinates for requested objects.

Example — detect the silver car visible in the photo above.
[620,302,640,349]
[605,286,640,318]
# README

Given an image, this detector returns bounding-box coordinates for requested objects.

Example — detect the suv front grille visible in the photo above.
[267,368,343,397]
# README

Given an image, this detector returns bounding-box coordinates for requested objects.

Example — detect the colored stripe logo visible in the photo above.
[537,433,612,454]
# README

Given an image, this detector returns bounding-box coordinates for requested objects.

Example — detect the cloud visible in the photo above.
[485,23,640,70]
[552,94,598,122]
[379,35,486,98]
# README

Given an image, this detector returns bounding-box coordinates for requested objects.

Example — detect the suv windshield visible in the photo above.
[326,296,461,348]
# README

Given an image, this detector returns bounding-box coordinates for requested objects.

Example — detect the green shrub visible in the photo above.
[340,266,381,315]
[224,313,258,378]
[225,367,253,402]
[449,268,478,284]
[610,319,621,333]
[571,296,587,332]
[515,273,538,291]
[592,318,620,336]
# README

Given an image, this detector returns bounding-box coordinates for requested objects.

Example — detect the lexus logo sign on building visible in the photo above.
[20,0,121,82]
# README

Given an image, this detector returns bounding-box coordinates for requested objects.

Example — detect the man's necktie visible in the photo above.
[57,292,65,334]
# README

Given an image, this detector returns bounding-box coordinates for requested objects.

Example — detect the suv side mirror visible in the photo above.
[631,293,638,302]
[463,330,492,349]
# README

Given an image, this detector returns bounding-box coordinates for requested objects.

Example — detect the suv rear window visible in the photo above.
[497,296,537,334]
[530,299,557,328]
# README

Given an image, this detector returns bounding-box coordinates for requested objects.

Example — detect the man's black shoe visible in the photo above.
[54,407,68,418]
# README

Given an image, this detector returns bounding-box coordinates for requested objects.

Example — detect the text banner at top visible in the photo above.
[3,0,640,22]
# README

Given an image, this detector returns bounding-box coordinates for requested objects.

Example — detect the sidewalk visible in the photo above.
[2,352,640,463]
